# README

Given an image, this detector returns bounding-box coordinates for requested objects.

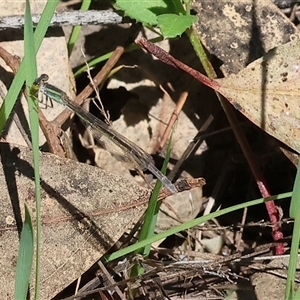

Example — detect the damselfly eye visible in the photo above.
[34,74,49,86]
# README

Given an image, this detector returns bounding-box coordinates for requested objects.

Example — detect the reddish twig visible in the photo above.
[136,37,284,254]
[156,91,188,152]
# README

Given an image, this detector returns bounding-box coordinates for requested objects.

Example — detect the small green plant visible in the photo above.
[74,0,197,76]
[115,0,197,38]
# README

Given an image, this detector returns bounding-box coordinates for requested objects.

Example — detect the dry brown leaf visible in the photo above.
[191,0,300,164]
[1,142,205,298]
[216,39,300,153]
[0,143,150,299]
[251,256,300,300]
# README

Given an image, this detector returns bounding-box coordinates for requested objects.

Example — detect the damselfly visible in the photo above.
[32,74,177,194]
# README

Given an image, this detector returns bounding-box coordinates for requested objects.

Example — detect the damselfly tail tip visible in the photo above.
[161,178,177,194]
[168,185,178,194]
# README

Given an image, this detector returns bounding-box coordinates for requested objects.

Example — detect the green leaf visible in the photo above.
[115,0,180,25]
[14,205,34,300]
[157,14,197,38]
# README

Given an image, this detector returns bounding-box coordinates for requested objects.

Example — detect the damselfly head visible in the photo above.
[31,74,54,108]
[33,74,49,87]
[30,74,49,100]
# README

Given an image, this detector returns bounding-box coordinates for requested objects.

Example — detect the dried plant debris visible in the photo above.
[68,242,289,299]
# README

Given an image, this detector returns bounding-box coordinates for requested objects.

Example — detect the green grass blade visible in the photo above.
[285,160,300,299]
[130,145,171,277]
[104,192,291,262]
[138,138,173,257]
[68,0,92,55]
[130,136,173,280]
[285,218,300,299]
[24,0,42,298]
[289,161,300,219]
[0,0,58,134]
[24,0,37,83]
[74,37,163,77]
[292,285,300,300]
[129,180,162,279]
[14,204,34,299]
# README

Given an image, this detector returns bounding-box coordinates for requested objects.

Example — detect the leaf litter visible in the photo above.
[137,37,300,153]
[191,0,300,75]
[0,141,205,299]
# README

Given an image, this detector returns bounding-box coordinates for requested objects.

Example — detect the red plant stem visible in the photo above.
[222,100,283,253]
[137,37,218,90]
[136,37,284,254]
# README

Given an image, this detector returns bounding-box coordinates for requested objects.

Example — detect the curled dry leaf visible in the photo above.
[137,38,300,153]
[216,40,300,153]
